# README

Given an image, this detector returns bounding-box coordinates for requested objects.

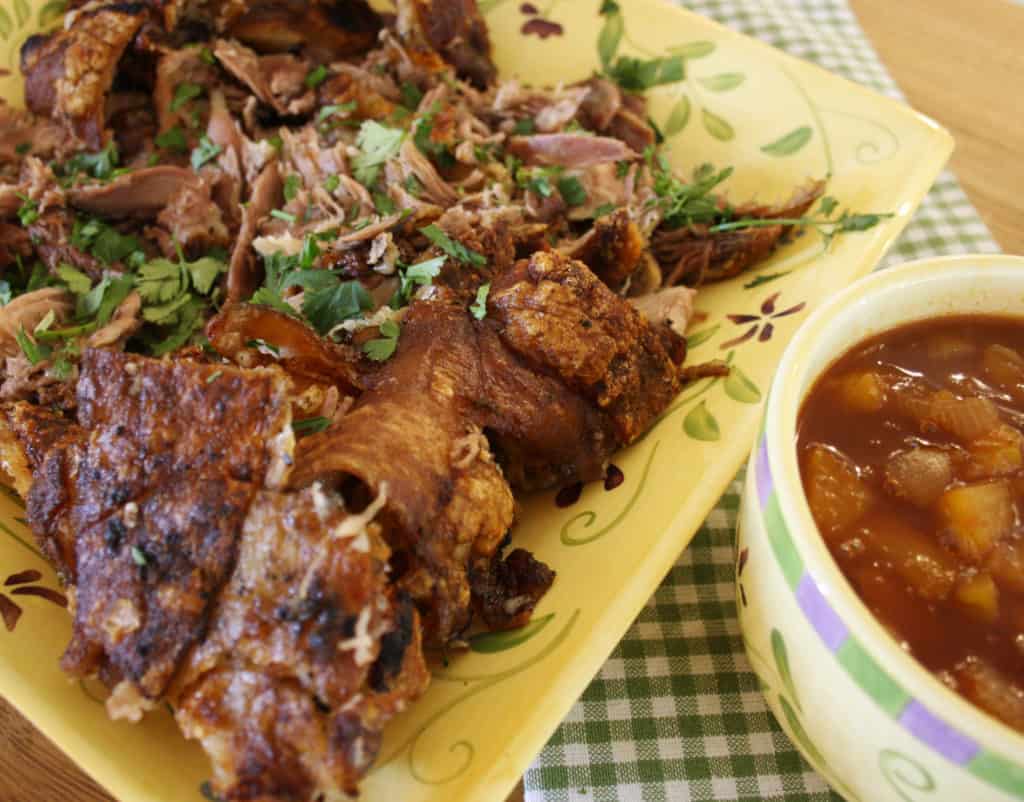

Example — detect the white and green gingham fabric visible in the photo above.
[523,1,1001,800]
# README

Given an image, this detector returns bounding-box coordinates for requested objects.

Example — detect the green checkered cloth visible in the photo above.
[523,1,1000,800]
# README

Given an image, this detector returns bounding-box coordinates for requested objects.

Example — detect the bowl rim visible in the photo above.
[760,253,1024,788]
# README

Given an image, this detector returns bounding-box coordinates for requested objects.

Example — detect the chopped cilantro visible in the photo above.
[413,107,454,168]
[470,282,491,320]
[250,287,297,317]
[303,280,373,335]
[305,65,329,88]
[292,416,332,436]
[557,175,587,207]
[373,192,396,215]
[400,81,424,110]
[299,235,320,270]
[33,309,55,335]
[590,202,617,218]
[190,135,222,170]
[206,370,223,384]
[170,82,204,112]
[419,224,486,266]
[363,319,400,361]
[352,121,405,186]
[513,118,536,135]
[199,47,216,65]
[270,209,297,223]
[615,160,632,179]
[323,174,340,193]
[245,338,281,357]
[283,174,302,202]
[15,326,50,365]
[155,126,188,152]
[0,281,10,306]
[14,142,30,155]
[317,102,357,124]
[56,264,91,295]
[394,255,445,306]
[606,55,684,92]
[16,194,38,226]
[63,143,120,181]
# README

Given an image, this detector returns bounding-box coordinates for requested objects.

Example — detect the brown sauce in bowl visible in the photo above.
[798,315,1024,733]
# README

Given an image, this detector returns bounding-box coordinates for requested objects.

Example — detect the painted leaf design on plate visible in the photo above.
[761,126,813,156]
[779,695,828,768]
[878,748,936,802]
[683,401,720,441]
[724,364,761,404]
[698,72,745,92]
[685,323,718,349]
[663,94,691,137]
[0,6,12,39]
[13,0,29,27]
[701,108,734,141]
[469,612,555,653]
[597,10,624,69]
[670,40,716,59]
[38,0,67,27]
[771,627,800,710]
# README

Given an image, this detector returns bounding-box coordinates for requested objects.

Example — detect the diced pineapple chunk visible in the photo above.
[803,445,872,538]
[856,512,957,601]
[884,447,953,507]
[938,481,1015,562]
[985,538,1024,593]
[927,333,976,361]
[964,424,1024,480]
[955,657,1024,733]
[835,371,887,414]
[929,392,1002,442]
[955,572,1000,622]
[983,344,1024,395]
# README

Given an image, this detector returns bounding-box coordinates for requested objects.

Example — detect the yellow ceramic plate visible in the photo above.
[0,1,951,801]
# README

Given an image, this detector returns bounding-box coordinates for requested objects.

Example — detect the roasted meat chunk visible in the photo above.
[174,485,429,800]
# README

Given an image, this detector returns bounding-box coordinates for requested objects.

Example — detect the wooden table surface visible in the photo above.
[2,2,1023,802]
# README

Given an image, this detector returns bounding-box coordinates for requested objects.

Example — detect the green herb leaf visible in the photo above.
[245,338,280,357]
[373,191,396,215]
[303,280,373,335]
[419,224,486,266]
[557,175,587,207]
[283,174,302,202]
[136,259,186,304]
[363,319,400,361]
[33,309,55,335]
[131,545,148,566]
[400,81,424,110]
[590,202,617,218]
[56,263,91,295]
[199,47,216,65]
[292,416,332,436]
[155,126,188,152]
[323,174,340,193]
[190,135,222,170]
[94,275,134,326]
[395,255,445,305]
[15,326,50,365]
[470,282,491,320]
[206,370,223,384]
[89,225,143,266]
[16,194,38,226]
[0,281,11,306]
[250,287,298,317]
[352,121,405,186]
[607,55,684,91]
[305,65,328,89]
[270,209,296,223]
[63,142,120,180]
[171,82,204,112]
[512,118,536,135]
[187,257,226,295]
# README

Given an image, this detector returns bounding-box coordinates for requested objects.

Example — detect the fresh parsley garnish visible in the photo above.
[606,55,684,91]
[56,264,91,295]
[190,135,222,170]
[352,121,405,186]
[270,209,297,223]
[305,65,329,88]
[323,174,340,193]
[363,319,400,361]
[393,255,445,306]
[283,174,302,202]
[170,82,204,112]
[62,142,120,181]
[16,194,38,226]
[419,224,486,267]
[400,81,424,110]
[292,416,332,436]
[131,545,148,567]
[470,282,491,320]
[557,175,587,207]
[155,126,188,152]
[15,326,49,365]
[303,280,373,334]
[513,118,536,135]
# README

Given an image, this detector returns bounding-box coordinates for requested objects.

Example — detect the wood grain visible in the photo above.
[2,3,1022,802]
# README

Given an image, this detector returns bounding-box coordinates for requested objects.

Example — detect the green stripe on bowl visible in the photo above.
[836,638,910,717]
[763,494,803,590]
[969,750,1024,796]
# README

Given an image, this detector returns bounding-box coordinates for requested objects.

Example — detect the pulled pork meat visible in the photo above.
[0,0,869,797]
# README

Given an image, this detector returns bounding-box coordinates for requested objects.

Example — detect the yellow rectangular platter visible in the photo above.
[0,1,951,800]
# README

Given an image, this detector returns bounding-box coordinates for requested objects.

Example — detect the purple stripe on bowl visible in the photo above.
[899,700,980,765]
[796,574,849,651]
[755,436,773,508]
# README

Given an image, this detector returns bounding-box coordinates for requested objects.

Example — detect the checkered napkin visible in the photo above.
[523,2,1000,800]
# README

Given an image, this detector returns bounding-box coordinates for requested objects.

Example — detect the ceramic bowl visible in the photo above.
[737,254,1024,802]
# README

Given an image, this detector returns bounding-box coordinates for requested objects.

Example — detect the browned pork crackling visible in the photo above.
[0,0,833,798]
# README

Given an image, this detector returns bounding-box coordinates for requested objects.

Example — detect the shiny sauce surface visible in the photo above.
[798,315,1024,732]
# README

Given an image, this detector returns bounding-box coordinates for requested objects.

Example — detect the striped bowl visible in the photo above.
[736,254,1024,802]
